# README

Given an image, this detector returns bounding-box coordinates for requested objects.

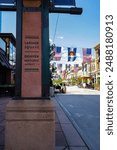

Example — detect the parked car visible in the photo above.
[60,83,66,93]
[54,82,66,93]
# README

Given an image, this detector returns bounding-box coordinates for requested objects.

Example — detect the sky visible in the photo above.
[49,0,100,48]
[0,0,100,65]
[1,11,16,36]
[49,0,100,65]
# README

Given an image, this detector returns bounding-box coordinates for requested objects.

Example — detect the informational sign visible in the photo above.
[21,12,42,97]
[52,0,75,6]
[23,0,41,7]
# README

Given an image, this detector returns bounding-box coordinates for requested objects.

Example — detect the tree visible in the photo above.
[49,43,55,61]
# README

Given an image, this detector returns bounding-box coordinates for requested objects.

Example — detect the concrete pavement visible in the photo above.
[53,97,89,150]
[66,86,100,95]
[0,97,9,150]
[55,94,100,150]
[0,96,89,150]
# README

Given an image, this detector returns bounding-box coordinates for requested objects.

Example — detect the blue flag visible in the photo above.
[53,46,62,61]
[74,64,79,73]
[82,48,92,63]
[86,48,91,55]
[56,47,61,53]
[53,0,75,6]
[68,47,77,61]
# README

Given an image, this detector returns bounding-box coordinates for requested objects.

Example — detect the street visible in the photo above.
[55,86,100,150]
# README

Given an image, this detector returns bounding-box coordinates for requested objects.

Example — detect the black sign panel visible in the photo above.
[0,0,15,4]
[52,0,75,6]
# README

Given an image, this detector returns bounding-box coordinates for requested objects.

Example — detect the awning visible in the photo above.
[0,49,12,69]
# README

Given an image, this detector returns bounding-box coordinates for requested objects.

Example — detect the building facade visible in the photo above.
[94,43,100,90]
[0,33,16,85]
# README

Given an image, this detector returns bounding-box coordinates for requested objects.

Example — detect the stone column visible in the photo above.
[5,100,55,150]
[15,0,50,98]
[21,0,42,98]
[5,1,55,150]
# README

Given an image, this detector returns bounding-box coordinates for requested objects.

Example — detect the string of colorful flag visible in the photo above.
[52,46,92,63]
[51,46,100,74]
[50,63,79,73]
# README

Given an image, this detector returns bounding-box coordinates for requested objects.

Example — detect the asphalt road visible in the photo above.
[55,88,100,150]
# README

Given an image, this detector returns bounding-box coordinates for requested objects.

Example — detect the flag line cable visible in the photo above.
[53,13,59,43]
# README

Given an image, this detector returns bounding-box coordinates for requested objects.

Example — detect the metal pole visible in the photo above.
[15,0,22,98]
[0,5,16,11]
[42,0,50,98]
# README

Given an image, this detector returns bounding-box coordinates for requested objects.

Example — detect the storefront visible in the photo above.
[0,33,16,95]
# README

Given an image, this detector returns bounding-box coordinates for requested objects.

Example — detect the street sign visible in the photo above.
[52,0,75,6]
[0,0,15,4]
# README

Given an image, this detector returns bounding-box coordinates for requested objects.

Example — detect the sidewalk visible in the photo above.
[66,86,100,95]
[0,97,9,150]
[53,97,89,150]
[0,97,89,150]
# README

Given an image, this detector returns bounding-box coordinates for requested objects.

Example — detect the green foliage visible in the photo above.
[70,76,82,85]
[53,79,63,85]
[71,76,77,85]
[77,76,82,84]
[94,83,100,90]
[97,77,100,84]
[94,77,100,90]
[49,43,55,61]
[83,78,87,83]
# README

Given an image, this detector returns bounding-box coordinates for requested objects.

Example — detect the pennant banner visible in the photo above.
[52,0,75,6]
[82,63,84,72]
[84,63,87,72]
[82,48,92,63]
[68,47,77,61]
[57,64,62,73]
[74,64,79,73]
[53,46,62,61]
[66,64,71,71]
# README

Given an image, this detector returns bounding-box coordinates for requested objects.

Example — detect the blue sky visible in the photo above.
[1,11,16,35]
[49,0,100,48]
[49,0,100,64]
[1,0,100,48]
[0,0,100,65]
